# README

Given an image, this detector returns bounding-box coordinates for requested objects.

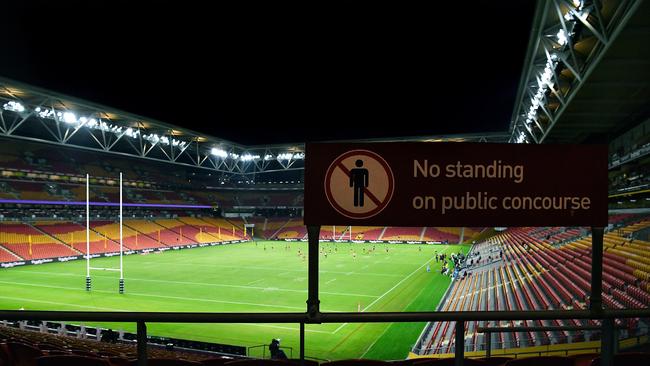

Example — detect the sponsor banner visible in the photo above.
[1,261,26,268]
[56,256,80,262]
[30,258,53,265]
[0,240,247,269]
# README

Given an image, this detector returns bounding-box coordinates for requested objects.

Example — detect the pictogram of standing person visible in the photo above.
[350,159,369,207]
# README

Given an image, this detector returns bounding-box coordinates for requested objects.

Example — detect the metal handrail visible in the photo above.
[2,308,649,323]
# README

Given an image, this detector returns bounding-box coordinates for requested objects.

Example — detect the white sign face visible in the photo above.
[324,149,394,219]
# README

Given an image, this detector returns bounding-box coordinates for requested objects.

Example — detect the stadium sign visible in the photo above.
[305,142,607,227]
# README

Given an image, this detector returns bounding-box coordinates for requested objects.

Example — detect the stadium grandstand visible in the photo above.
[1,0,650,365]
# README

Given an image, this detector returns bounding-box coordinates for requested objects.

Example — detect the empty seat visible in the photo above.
[503,356,573,366]
[36,355,111,366]
[128,359,203,366]
[590,352,650,366]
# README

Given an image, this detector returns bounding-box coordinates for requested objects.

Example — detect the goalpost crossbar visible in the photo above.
[89,267,121,272]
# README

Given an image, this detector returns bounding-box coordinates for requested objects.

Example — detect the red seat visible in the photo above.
[201,358,233,366]
[36,355,111,366]
[590,352,650,366]
[127,359,203,366]
[225,361,296,366]
[6,342,43,366]
[414,359,487,365]
[476,357,512,366]
[504,356,573,366]
[320,360,388,366]
[569,353,600,366]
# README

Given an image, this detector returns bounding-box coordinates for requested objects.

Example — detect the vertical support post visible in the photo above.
[137,321,147,366]
[455,321,464,366]
[459,227,465,244]
[590,227,604,311]
[306,225,321,319]
[601,318,614,366]
[85,173,91,291]
[300,322,305,366]
[119,172,124,294]
[485,330,491,357]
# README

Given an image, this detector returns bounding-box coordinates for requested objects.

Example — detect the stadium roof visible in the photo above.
[509,0,649,144]
[0,77,507,176]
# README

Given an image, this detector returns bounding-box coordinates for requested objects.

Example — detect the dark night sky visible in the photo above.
[1,2,536,145]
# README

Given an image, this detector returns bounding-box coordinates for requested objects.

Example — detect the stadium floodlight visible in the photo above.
[63,112,77,123]
[240,154,260,161]
[2,100,194,149]
[211,148,228,158]
[229,152,240,159]
[2,101,25,112]
[277,153,293,160]
[556,29,568,46]
[264,154,274,160]
[515,130,528,144]
[293,152,305,159]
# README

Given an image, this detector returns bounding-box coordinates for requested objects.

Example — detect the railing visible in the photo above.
[1,226,649,366]
[2,308,650,366]
[247,344,294,360]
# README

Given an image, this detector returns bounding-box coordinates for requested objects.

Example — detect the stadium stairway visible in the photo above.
[0,244,22,262]
[418,219,650,356]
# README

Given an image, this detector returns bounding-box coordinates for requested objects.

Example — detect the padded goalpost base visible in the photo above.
[85,276,91,291]
[119,279,125,294]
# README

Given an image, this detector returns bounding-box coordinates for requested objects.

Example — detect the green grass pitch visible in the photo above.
[0,241,470,360]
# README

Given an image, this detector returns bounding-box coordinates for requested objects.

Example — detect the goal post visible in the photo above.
[85,172,125,294]
[244,223,255,243]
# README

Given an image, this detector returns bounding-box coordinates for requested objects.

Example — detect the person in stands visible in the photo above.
[269,338,287,359]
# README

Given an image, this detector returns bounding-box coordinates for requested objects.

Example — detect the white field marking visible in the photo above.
[246,279,264,285]
[136,260,402,277]
[325,278,337,285]
[11,270,377,298]
[244,323,331,334]
[359,280,433,356]
[0,280,305,310]
[0,295,131,311]
[360,324,392,358]
[0,295,334,334]
[333,254,436,334]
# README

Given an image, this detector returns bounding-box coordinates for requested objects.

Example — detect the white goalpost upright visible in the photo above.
[119,172,124,293]
[85,174,91,290]
[85,172,125,294]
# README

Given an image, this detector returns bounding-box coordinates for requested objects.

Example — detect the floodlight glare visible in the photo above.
[240,154,260,161]
[556,29,568,46]
[63,112,77,123]
[3,101,25,113]
[211,148,228,158]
